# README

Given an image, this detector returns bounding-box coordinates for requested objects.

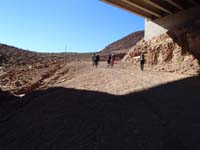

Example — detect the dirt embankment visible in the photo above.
[0,61,91,96]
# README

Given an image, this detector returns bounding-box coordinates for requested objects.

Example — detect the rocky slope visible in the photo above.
[0,44,92,95]
[123,20,200,75]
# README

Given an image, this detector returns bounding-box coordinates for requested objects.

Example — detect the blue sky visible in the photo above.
[0,0,144,53]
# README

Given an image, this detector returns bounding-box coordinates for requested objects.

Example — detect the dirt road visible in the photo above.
[55,61,187,95]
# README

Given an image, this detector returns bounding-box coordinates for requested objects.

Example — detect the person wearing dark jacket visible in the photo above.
[95,53,100,67]
[111,54,115,67]
[140,53,145,71]
[91,53,96,66]
[107,53,112,67]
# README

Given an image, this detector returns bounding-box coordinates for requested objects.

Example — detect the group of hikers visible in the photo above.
[92,53,115,68]
[91,52,145,71]
[91,53,100,67]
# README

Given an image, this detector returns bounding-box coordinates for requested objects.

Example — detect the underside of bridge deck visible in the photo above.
[101,0,200,20]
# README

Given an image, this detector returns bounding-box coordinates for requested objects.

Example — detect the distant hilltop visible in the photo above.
[100,30,144,54]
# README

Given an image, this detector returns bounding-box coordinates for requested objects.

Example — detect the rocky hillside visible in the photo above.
[0,44,92,66]
[123,20,200,75]
[101,30,144,54]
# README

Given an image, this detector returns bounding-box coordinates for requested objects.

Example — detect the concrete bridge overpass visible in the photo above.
[101,0,200,40]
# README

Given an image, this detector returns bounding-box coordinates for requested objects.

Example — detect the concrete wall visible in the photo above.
[145,6,200,41]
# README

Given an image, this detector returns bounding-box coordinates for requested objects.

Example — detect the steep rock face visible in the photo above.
[124,20,200,75]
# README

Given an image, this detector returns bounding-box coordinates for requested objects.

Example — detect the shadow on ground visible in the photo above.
[0,76,200,150]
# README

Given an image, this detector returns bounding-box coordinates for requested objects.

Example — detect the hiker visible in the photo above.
[111,54,115,67]
[91,53,96,66]
[140,52,145,71]
[94,53,100,67]
[107,53,112,67]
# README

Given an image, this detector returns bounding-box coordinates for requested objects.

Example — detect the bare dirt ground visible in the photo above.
[1,60,200,150]
[54,61,188,95]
